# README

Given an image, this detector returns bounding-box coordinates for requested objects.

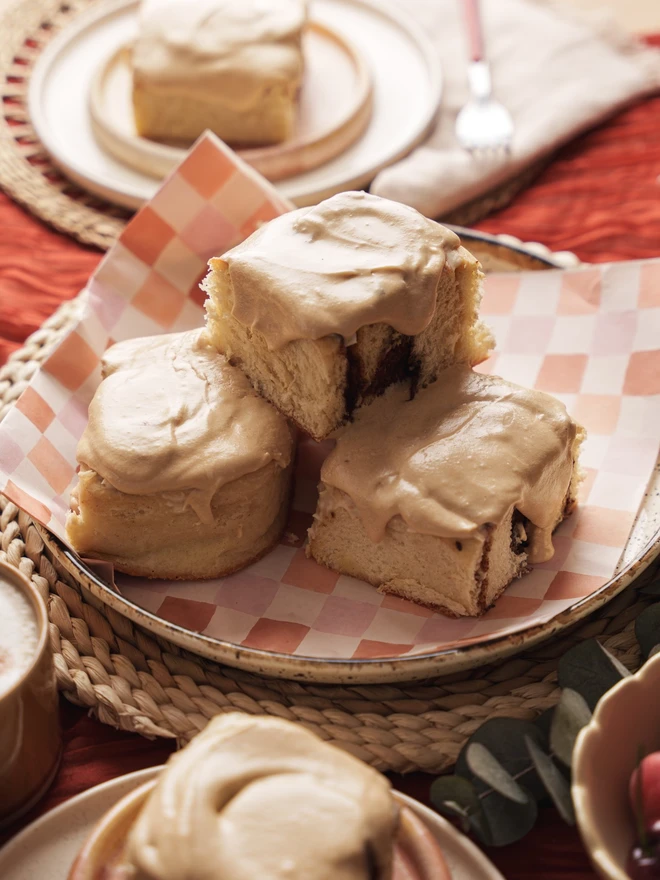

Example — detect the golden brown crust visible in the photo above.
[67,460,293,581]
[108,523,286,581]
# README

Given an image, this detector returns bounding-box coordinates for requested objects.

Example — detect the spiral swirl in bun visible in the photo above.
[123,713,397,880]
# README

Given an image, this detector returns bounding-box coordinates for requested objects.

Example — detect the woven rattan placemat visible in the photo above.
[0,295,657,773]
[0,0,548,252]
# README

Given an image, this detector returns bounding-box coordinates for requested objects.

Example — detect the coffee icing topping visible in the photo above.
[319,366,580,564]
[76,330,292,525]
[123,713,397,880]
[219,191,464,350]
[133,0,306,109]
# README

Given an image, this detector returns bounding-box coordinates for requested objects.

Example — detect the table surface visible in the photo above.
[2,33,660,880]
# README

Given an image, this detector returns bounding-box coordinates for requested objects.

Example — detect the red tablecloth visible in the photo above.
[3,72,660,877]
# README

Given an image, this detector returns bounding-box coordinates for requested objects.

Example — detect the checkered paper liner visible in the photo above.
[1,132,660,663]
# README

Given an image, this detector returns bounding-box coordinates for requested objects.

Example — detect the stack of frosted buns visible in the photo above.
[67,191,584,619]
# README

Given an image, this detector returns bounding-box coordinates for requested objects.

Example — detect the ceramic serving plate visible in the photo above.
[32,233,660,684]
[28,0,441,209]
[572,652,660,880]
[0,767,505,880]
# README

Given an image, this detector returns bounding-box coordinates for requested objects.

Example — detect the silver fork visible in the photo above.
[455,0,514,156]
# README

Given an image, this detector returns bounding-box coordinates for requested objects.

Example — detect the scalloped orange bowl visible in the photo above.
[67,773,452,880]
[572,651,660,880]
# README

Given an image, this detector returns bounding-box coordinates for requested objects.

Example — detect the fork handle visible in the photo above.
[461,0,485,62]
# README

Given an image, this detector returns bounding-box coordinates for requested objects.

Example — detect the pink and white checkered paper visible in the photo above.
[1,131,659,662]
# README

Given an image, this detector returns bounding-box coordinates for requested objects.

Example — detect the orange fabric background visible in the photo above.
[2,43,660,878]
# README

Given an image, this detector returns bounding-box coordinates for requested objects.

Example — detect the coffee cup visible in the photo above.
[0,561,61,827]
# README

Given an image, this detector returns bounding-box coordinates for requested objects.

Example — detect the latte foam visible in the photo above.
[0,576,39,695]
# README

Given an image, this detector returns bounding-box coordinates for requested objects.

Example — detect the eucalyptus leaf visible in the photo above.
[525,736,576,825]
[557,639,629,711]
[456,717,547,801]
[430,776,484,835]
[465,742,528,804]
[550,688,592,767]
[430,776,481,817]
[635,603,660,660]
[478,787,539,847]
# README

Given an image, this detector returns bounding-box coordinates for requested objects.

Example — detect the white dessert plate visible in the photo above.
[28,0,441,209]
[90,22,373,184]
[0,767,505,880]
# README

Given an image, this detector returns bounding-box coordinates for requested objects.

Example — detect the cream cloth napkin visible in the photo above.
[371,0,660,217]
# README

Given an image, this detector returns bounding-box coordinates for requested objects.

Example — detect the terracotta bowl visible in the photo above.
[68,777,451,880]
[572,651,660,880]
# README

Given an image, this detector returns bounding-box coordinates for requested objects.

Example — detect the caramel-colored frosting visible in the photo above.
[123,713,397,880]
[76,330,292,525]
[133,0,306,107]
[319,366,581,564]
[219,191,464,350]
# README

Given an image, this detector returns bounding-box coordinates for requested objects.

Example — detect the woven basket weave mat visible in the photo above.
[0,0,548,251]
[1,296,658,773]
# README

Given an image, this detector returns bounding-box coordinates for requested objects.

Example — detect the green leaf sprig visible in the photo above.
[430,638,638,847]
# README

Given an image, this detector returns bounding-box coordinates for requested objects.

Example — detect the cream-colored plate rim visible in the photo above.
[27,0,442,210]
[33,234,660,685]
[0,766,505,880]
[39,522,660,685]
